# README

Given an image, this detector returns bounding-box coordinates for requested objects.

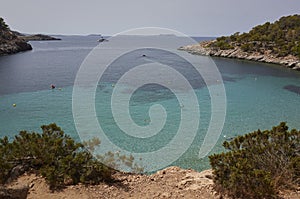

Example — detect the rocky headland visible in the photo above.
[0,17,61,56]
[0,18,32,55]
[180,14,300,71]
[179,41,300,70]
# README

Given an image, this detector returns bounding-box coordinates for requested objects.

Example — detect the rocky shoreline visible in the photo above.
[0,32,61,56]
[1,21,61,56]
[179,40,300,71]
[0,30,32,55]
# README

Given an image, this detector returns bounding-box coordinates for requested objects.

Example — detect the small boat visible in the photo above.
[98,36,108,42]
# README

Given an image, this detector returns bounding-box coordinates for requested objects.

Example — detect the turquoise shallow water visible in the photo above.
[0,35,300,171]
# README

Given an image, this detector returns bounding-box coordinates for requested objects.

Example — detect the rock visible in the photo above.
[15,41,32,51]
[161,192,171,198]
[248,54,264,61]
[292,62,300,71]
[287,61,298,68]
[292,65,300,71]
[0,185,29,199]
[0,38,32,55]
[6,165,26,183]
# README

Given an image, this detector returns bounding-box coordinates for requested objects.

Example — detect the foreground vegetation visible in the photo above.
[209,122,300,199]
[1,122,299,198]
[209,15,300,58]
[0,124,141,189]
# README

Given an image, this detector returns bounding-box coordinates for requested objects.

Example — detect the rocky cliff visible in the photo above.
[0,17,32,55]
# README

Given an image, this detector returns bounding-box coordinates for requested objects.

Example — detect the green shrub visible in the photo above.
[210,40,234,50]
[292,43,300,59]
[241,43,254,52]
[0,124,115,189]
[209,122,300,199]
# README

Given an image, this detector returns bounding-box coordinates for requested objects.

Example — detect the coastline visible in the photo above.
[179,40,300,71]
[0,33,61,56]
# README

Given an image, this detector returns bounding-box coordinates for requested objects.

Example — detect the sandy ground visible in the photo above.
[7,166,300,199]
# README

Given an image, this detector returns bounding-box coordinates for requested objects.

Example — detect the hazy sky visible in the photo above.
[1,0,300,36]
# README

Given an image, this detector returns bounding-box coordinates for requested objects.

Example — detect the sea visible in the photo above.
[0,35,300,172]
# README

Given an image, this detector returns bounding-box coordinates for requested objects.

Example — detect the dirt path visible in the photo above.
[7,166,300,199]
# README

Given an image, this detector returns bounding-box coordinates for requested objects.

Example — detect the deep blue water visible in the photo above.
[0,35,300,172]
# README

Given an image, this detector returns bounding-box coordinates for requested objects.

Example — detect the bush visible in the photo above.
[210,39,234,50]
[0,17,9,31]
[209,122,300,199]
[241,43,253,52]
[0,123,114,189]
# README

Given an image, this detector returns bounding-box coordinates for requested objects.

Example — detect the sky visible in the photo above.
[1,0,300,36]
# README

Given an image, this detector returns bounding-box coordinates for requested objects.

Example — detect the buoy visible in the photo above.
[12,103,16,107]
[111,84,115,87]
[142,54,146,57]
[58,88,62,91]
[144,119,150,123]
[51,84,56,89]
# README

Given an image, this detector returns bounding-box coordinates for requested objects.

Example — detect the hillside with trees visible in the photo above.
[180,15,300,70]
[211,15,300,58]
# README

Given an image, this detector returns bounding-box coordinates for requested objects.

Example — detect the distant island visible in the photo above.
[180,15,300,70]
[18,33,61,42]
[0,17,61,56]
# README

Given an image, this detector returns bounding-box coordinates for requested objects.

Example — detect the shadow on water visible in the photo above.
[99,48,207,90]
[284,85,300,95]
[212,57,300,79]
